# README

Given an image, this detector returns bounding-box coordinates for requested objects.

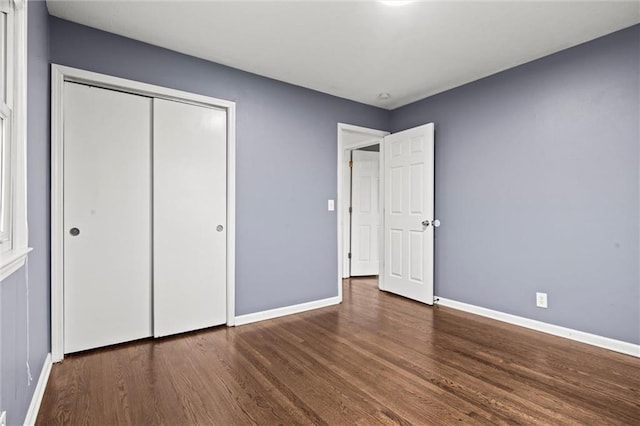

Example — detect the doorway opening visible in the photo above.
[337,122,437,306]
[337,124,388,301]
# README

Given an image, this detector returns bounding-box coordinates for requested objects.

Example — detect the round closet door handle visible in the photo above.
[216,225,224,232]
[69,227,80,236]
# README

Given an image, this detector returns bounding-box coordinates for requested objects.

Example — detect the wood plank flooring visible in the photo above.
[38,277,640,425]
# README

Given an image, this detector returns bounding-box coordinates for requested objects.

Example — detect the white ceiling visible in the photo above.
[46,1,640,110]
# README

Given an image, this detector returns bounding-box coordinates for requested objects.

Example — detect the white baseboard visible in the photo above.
[24,353,52,426]
[437,297,640,358]
[235,296,341,326]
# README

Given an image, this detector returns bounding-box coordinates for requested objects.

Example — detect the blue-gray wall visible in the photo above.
[391,25,640,345]
[49,17,390,316]
[0,1,51,424]
[46,18,640,344]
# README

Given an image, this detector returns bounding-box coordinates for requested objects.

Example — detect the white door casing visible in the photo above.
[153,98,227,337]
[63,82,153,353]
[350,150,380,276]
[382,123,435,304]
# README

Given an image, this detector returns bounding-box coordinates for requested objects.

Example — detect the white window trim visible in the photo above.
[0,0,30,282]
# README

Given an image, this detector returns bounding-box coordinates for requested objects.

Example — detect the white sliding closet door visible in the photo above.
[64,82,152,353]
[153,98,227,337]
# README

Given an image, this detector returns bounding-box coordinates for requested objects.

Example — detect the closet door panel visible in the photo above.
[64,82,152,353]
[153,98,227,337]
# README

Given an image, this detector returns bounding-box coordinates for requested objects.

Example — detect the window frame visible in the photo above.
[0,0,30,282]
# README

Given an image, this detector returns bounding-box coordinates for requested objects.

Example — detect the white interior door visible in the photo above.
[382,123,435,304]
[351,150,380,276]
[64,82,152,353]
[153,98,227,337]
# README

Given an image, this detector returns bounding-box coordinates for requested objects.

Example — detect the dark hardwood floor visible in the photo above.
[38,277,640,425]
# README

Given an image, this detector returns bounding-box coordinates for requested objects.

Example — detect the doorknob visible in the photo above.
[69,227,80,236]
[421,219,441,228]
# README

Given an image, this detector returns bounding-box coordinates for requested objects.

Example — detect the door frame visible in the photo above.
[337,123,388,302]
[51,64,237,362]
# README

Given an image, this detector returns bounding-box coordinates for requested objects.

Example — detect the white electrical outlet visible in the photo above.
[1,410,7,426]
[536,292,548,308]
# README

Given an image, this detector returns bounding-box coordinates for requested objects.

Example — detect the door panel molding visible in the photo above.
[51,64,236,362]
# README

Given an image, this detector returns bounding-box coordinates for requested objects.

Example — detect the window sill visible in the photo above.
[0,247,32,282]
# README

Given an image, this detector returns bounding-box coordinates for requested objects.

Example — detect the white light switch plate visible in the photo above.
[328,200,335,211]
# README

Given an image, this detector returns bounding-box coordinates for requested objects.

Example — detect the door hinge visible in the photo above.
[348,252,351,259]
[349,206,352,214]
[348,160,353,169]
